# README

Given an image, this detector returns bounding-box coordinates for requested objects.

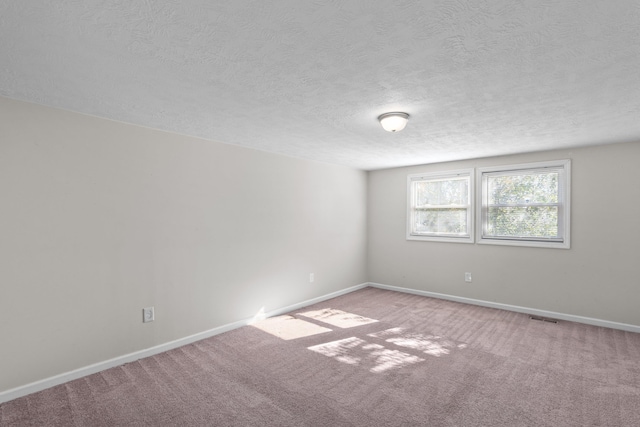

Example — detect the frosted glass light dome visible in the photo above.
[378,112,410,132]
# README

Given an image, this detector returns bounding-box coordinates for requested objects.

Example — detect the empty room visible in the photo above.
[1,1,639,426]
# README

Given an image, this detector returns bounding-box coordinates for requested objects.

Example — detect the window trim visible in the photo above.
[406,168,474,243]
[476,159,571,249]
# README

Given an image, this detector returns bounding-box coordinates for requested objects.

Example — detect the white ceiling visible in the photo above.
[2,1,639,170]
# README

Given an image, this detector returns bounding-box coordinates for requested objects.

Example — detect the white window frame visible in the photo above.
[476,159,571,249]
[407,169,474,243]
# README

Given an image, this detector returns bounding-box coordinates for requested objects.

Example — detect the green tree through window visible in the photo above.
[479,160,570,248]
[487,171,559,238]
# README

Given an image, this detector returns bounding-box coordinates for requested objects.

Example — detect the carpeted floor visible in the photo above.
[2,287,640,426]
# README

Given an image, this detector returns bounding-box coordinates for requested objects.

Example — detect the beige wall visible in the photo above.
[0,97,367,393]
[368,142,640,326]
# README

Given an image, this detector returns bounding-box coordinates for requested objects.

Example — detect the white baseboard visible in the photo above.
[0,283,369,404]
[368,282,640,334]
[4,281,637,404]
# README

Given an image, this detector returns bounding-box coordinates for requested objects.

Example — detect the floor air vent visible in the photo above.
[529,316,558,324]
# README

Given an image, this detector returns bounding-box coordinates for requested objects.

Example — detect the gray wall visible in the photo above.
[368,142,640,326]
[0,97,367,393]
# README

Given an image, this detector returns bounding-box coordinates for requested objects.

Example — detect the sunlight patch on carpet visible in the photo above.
[308,337,424,373]
[308,337,365,365]
[252,315,332,340]
[368,327,467,357]
[298,308,378,328]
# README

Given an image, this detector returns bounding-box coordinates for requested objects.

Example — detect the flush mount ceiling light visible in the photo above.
[378,112,410,132]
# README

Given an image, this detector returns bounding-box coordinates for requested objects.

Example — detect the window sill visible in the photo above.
[477,237,570,249]
[407,234,474,244]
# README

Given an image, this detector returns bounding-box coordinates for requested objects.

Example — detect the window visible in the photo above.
[477,160,570,248]
[407,169,473,243]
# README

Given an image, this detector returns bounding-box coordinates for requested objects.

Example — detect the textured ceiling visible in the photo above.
[2,1,640,170]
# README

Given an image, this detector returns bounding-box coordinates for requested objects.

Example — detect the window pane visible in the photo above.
[488,172,558,205]
[414,178,468,206]
[408,169,473,243]
[414,208,468,235]
[487,206,558,238]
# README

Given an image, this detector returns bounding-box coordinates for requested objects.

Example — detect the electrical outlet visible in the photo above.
[142,307,155,323]
[309,273,314,283]
[464,272,472,283]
